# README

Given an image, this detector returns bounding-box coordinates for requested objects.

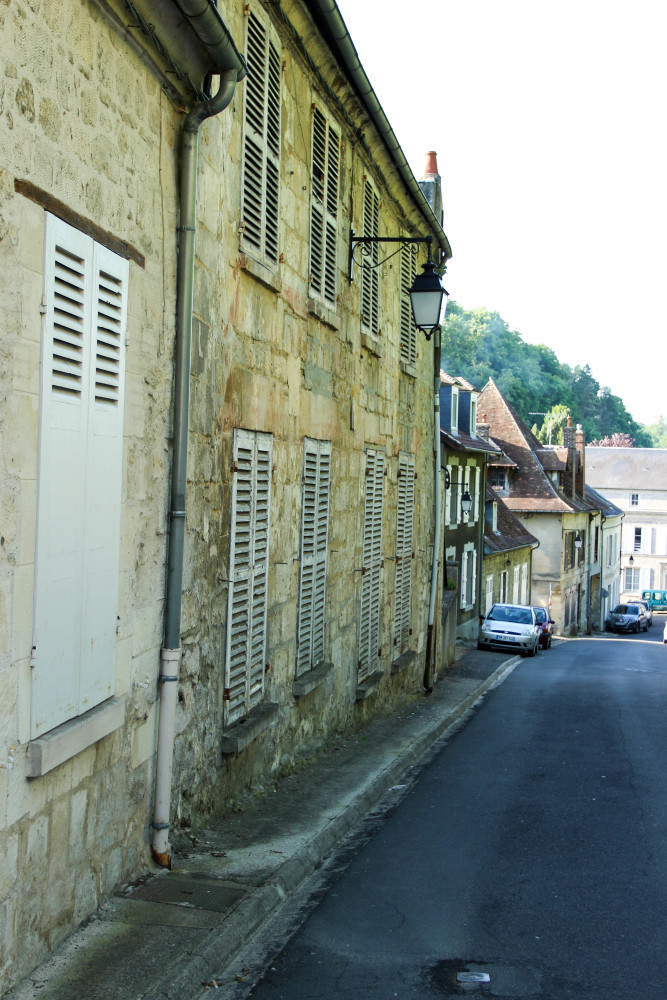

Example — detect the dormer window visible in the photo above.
[490,466,507,492]
[451,387,459,432]
[470,396,477,435]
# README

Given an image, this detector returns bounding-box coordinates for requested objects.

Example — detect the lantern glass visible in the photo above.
[409,260,448,331]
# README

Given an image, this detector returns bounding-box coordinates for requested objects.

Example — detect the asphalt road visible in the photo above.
[228,622,667,1000]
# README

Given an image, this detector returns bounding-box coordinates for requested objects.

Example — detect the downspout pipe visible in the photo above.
[152,69,239,868]
[424,330,442,692]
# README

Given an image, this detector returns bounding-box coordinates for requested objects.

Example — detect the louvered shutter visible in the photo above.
[473,467,481,522]
[393,454,415,656]
[296,439,331,677]
[460,552,468,610]
[470,548,477,607]
[400,244,417,367]
[445,465,452,526]
[310,109,339,308]
[359,449,384,680]
[32,215,127,738]
[360,181,379,335]
[241,10,281,266]
[520,563,528,604]
[225,429,273,726]
[513,565,520,603]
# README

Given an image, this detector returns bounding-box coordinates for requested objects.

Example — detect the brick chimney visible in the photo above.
[418,151,443,226]
[563,417,576,499]
[476,413,490,441]
[575,423,585,497]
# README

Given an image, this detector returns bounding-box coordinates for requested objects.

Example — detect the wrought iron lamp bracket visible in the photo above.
[348,232,432,283]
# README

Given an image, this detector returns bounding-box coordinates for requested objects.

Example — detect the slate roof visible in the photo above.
[585,447,667,491]
[484,485,539,554]
[584,484,624,519]
[477,378,599,514]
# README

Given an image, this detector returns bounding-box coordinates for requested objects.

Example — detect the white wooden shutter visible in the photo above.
[520,563,528,605]
[296,439,331,677]
[393,454,415,657]
[241,10,281,266]
[32,215,127,738]
[400,244,417,367]
[513,565,520,603]
[225,429,273,726]
[359,448,384,680]
[485,575,494,614]
[310,108,339,308]
[470,548,477,607]
[473,467,481,522]
[360,181,379,335]
[460,551,468,610]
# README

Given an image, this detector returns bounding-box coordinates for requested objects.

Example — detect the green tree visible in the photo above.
[641,416,667,447]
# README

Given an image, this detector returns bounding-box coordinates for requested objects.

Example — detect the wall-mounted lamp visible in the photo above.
[574,531,582,550]
[348,232,448,339]
[461,491,473,516]
[628,554,634,566]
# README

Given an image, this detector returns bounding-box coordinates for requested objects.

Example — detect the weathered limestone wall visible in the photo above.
[0,0,445,991]
[0,0,178,989]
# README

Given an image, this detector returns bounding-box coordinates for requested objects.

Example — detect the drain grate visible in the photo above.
[127,875,247,914]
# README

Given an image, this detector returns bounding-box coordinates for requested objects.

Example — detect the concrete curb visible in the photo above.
[148,654,520,1000]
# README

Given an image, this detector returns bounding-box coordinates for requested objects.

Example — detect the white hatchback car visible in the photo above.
[478,603,541,657]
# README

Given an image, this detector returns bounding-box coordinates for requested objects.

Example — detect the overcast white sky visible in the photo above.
[336,0,667,427]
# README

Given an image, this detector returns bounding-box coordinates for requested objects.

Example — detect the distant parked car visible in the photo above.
[533,607,555,648]
[605,603,650,633]
[478,603,541,657]
[636,600,653,627]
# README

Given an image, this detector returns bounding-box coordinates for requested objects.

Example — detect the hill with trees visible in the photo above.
[442,302,652,447]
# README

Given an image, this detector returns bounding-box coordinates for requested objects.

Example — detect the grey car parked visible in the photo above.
[605,603,650,633]
[478,603,541,657]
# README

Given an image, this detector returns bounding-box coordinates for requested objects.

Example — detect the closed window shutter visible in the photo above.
[225,429,273,725]
[485,575,493,614]
[445,465,452,526]
[520,563,528,604]
[296,439,331,677]
[473,467,481,522]
[359,448,384,680]
[460,551,468,610]
[360,181,379,335]
[241,11,281,266]
[400,244,417,367]
[468,549,477,607]
[32,216,127,738]
[513,565,520,603]
[310,109,339,308]
[393,453,415,656]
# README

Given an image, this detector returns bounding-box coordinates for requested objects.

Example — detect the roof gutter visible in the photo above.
[174,0,248,81]
[308,0,452,266]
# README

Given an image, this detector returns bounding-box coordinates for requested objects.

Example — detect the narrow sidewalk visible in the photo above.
[6,647,519,1000]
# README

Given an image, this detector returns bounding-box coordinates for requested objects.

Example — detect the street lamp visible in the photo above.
[461,490,473,516]
[628,554,634,565]
[409,258,448,338]
[574,531,582,550]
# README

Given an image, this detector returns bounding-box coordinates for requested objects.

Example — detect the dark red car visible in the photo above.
[532,607,555,649]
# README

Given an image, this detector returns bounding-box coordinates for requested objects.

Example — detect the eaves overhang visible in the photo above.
[96,0,247,105]
[306,0,452,265]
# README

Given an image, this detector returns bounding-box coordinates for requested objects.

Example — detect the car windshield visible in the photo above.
[613,605,637,615]
[533,609,547,622]
[490,606,532,625]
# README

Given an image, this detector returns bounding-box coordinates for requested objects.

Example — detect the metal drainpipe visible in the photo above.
[152,69,239,868]
[424,329,442,692]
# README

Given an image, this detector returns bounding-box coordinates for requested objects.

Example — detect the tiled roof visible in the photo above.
[585,484,624,518]
[439,371,477,391]
[536,448,568,471]
[477,378,599,514]
[441,428,502,456]
[484,486,539,553]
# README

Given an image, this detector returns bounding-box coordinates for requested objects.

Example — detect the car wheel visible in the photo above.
[635,622,640,633]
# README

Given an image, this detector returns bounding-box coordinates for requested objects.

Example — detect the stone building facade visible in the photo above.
[0,0,451,990]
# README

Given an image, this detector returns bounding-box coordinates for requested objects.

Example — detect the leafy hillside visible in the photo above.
[442,302,652,447]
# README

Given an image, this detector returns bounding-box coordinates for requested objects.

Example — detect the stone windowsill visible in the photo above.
[360,333,384,358]
[399,360,417,378]
[221,702,279,755]
[307,298,341,331]
[292,660,334,698]
[391,649,418,675]
[27,696,126,778]
[236,253,282,294]
[355,669,384,702]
